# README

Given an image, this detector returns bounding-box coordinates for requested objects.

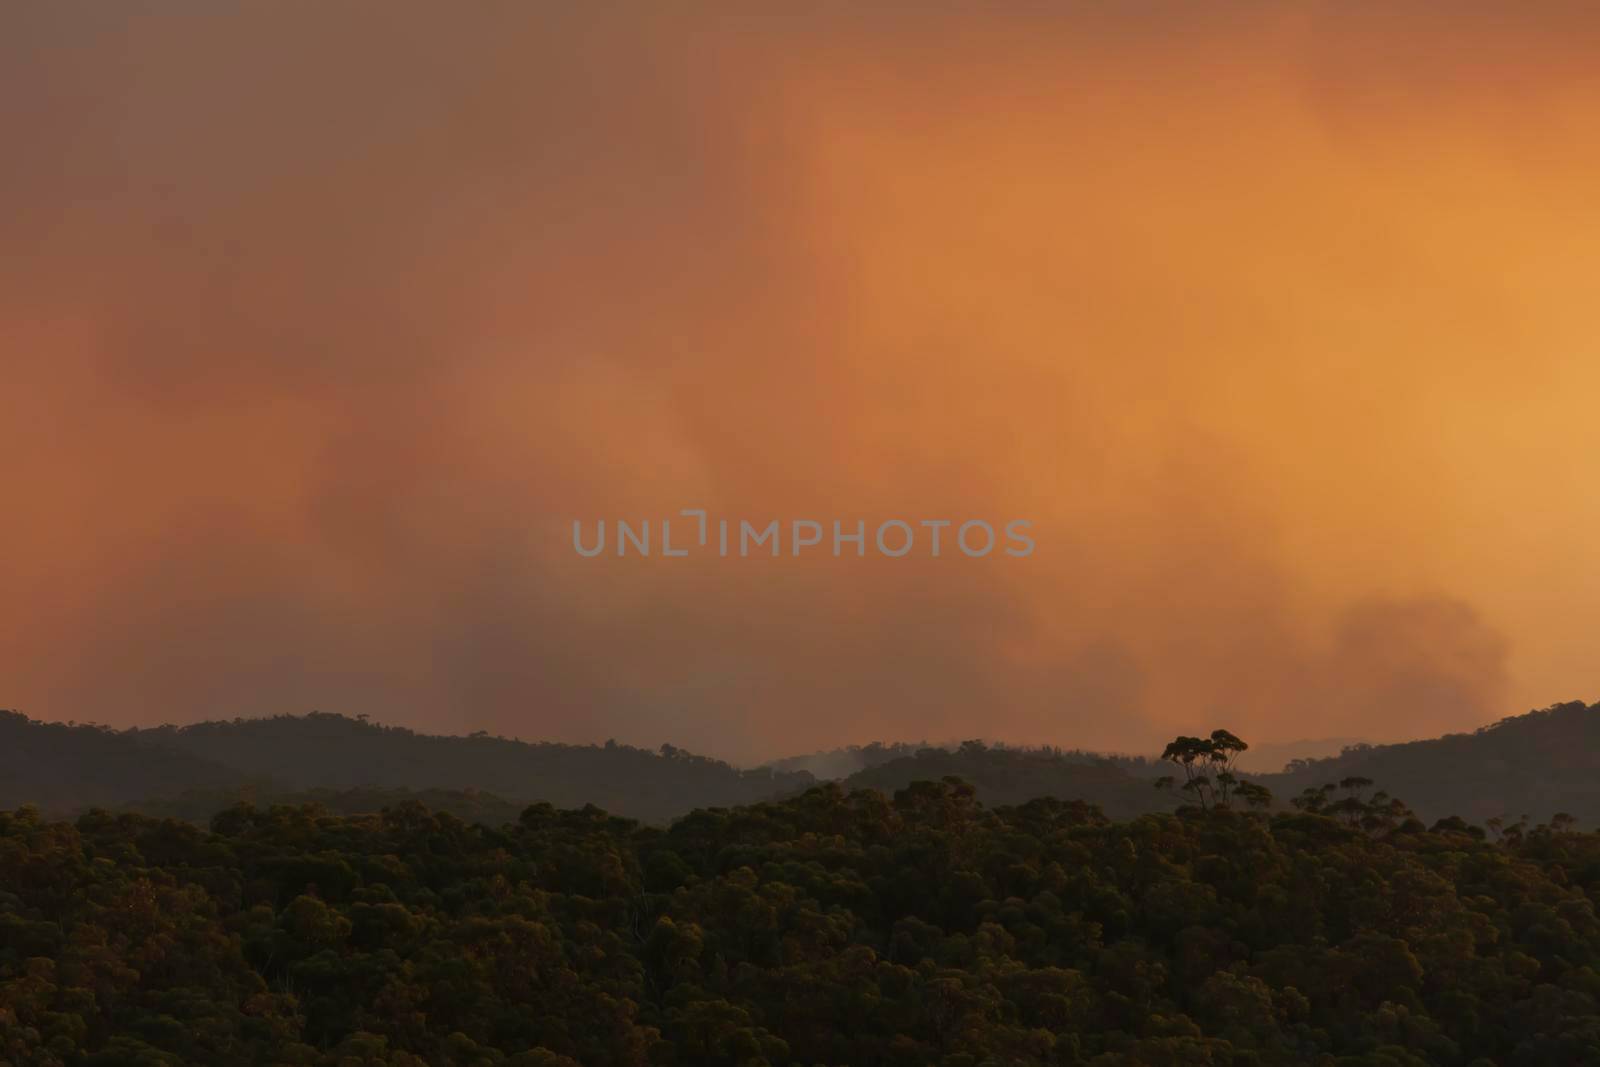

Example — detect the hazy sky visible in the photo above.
[4,3,1599,761]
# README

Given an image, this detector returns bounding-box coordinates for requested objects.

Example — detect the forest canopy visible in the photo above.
[3,728,1600,1066]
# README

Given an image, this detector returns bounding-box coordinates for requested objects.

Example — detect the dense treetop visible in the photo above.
[4,747,1600,1065]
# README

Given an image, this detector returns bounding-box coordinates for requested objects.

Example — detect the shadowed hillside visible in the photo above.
[0,712,238,813]
[8,703,1600,828]
[759,741,926,780]
[1258,700,1600,826]
[132,713,817,821]
[0,711,814,823]
[1232,737,1367,774]
[839,741,1178,820]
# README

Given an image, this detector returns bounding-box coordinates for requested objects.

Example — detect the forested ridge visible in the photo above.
[4,760,1599,1066]
[837,745,1175,822]
[1260,700,1600,827]
[9,703,1600,828]
[0,712,813,825]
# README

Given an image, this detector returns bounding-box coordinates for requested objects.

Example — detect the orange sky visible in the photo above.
[3,3,1599,761]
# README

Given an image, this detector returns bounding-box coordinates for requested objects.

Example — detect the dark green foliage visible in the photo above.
[1156,730,1251,811]
[5,765,1600,1065]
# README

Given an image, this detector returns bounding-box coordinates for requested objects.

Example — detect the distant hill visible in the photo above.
[767,740,1166,783]
[8,702,1600,829]
[0,710,815,823]
[838,741,1178,820]
[0,712,238,813]
[1256,700,1600,826]
[760,741,926,780]
[129,712,820,821]
[1232,737,1367,774]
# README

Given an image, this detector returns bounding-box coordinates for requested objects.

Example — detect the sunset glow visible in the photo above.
[4,3,1600,760]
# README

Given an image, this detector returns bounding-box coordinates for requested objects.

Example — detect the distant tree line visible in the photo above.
[8,703,1600,828]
